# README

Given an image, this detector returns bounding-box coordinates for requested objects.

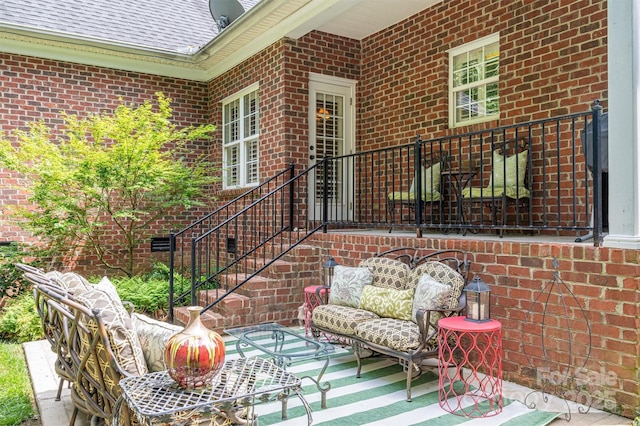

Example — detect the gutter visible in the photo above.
[0,21,199,64]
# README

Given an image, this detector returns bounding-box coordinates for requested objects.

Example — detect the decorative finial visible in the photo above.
[552,257,559,279]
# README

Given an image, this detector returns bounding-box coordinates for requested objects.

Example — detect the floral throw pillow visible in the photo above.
[359,285,414,321]
[328,266,373,308]
[412,273,452,323]
[131,313,183,372]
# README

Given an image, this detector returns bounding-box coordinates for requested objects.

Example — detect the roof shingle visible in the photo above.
[0,0,260,53]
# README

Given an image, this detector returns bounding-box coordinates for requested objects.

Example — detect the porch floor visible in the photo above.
[24,337,628,426]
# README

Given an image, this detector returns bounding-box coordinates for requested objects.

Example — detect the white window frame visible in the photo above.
[222,83,259,189]
[449,33,500,128]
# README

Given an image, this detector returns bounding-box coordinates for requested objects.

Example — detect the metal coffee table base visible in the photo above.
[226,323,343,412]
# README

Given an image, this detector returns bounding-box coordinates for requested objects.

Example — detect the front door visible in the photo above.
[308,74,356,222]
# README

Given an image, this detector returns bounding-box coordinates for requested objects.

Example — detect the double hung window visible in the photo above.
[222,85,259,188]
[449,34,500,127]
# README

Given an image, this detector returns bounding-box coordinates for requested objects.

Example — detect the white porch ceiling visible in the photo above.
[314,0,443,40]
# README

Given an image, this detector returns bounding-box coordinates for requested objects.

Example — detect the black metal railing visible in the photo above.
[169,163,323,321]
[169,104,604,318]
[320,104,604,242]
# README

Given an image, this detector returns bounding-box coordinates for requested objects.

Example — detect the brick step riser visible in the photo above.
[172,243,322,333]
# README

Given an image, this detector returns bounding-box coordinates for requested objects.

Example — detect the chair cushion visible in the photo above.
[461,185,530,199]
[387,190,442,202]
[131,313,183,372]
[54,272,93,294]
[312,304,379,335]
[388,162,442,202]
[75,288,148,377]
[412,274,451,323]
[328,266,373,308]
[489,149,528,189]
[358,257,410,290]
[407,261,465,310]
[354,318,425,352]
[410,162,442,196]
[359,285,414,321]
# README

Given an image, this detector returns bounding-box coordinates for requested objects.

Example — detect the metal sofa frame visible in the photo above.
[311,248,471,402]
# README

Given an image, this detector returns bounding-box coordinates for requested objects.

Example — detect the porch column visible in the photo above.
[604,0,640,248]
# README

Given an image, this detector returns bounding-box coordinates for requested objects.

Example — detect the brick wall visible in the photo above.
[206,33,360,235]
[0,53,211,275]
[208,33,360,203]
[358,0,607,148]
[307,232,639,418]
[2,1,608,274]
[354,0,607,232]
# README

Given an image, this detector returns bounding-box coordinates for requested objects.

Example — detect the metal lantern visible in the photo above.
[322,252,339,288]
[463,276,492,322]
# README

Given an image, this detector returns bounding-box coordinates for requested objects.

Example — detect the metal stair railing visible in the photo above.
[169,162,322,321]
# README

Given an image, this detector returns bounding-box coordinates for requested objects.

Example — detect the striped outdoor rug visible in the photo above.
[223,329,560,426]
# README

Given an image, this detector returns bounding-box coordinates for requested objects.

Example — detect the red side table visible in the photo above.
[303,285,328,336]
[438,316,503,417]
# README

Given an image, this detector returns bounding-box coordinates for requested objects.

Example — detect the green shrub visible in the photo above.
[0,242,37,298]
[110,276,170,316]
[0,293,43,344]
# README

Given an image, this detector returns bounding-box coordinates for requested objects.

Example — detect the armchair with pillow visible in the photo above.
[311,248,470,402]
[461,137,531,236]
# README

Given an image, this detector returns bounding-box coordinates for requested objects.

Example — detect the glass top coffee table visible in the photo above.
[225,322,346,410]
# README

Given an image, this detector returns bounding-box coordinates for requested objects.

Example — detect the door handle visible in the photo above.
[309,155,315,160]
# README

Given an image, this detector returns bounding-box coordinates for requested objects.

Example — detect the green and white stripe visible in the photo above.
[222,329,560,426]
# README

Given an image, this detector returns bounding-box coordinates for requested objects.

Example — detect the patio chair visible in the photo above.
[387,151,450,232]
[460,137,531,236]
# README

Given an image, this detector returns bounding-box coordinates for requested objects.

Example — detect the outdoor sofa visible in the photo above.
[18,264,238,426]
[310,248,470,402]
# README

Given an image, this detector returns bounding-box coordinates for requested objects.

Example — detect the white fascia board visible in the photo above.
[0,29,210,81]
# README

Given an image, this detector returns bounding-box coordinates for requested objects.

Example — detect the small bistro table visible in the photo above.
[437,316,503,418]
[441,169,477,234]
[112,357,312,425]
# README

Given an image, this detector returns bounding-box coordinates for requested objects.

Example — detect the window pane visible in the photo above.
[450,35,500,125]
[225,145,239,186]
[486,82,499,114]
[222,87,260,188]
[245,139,258,184]
[485,43,499,78]
[243,91,258,138]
